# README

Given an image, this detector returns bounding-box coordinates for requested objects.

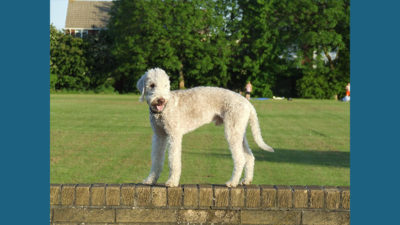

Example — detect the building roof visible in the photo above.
[65,0,113,29]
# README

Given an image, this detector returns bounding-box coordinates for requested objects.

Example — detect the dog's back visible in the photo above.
[166,87,250,132]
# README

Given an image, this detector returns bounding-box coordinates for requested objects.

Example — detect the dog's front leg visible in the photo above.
[143,134,167,185]
[165,134,182,187]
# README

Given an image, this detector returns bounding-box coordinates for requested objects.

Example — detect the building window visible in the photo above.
[75,30,82,38]
[82,30,88,38]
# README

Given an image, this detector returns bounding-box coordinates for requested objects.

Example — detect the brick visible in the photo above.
[53,208,115,223]
[183,184,198,207]
[209,210,240,224]
[261,185,276,208]
[116,208,177,223]
[106,184,120,206]
[50,184,61,205]
[246,185,261,208]
[61,184,75,205]
[241,210,301,225]
[90,184,105,206]
[302,211,350,225]
[75,184,90,206]
[230,186,244,207]
[152,185,167,207]
[276,185,292,208]
[293,186,308,208]
[168,186,183,207]
[121,184,135,206]
[214,186,229,207]
[309,186,324,208]
[341,187,350,209]
[198,184,213,207]
[136,184,152,207]
[325,187,340,210]
[177,209,239,224]
[178,209,208,223]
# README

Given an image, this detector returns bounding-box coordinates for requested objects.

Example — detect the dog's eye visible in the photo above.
[150,84,155,89]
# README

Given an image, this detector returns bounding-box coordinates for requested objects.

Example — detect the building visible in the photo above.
[64,0,113,37]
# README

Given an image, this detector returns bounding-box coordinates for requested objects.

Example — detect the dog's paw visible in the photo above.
[165,179,179,187]
[142,178,156,185]
[225,180,238,187]
[240,179,252,185]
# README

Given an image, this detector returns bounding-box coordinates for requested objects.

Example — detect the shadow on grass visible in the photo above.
[187,148,349,168]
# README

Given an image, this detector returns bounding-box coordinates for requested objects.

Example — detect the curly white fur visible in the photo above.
[137,68,274,187]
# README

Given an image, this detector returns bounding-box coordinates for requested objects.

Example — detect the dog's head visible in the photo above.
[136,68,171,113]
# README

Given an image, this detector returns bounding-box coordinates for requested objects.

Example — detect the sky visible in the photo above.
[50,0,112,30]
[50,0,68,30]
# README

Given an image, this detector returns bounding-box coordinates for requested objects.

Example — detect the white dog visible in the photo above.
[137,68,274,187]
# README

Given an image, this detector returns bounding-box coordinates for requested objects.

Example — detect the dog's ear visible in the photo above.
[136,73,146,102]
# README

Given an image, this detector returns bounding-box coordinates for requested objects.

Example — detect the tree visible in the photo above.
[83,30,116,92]
[227,0,288,97]
[272,0,349,99]
[225,0,349,98]
[49,1,349,99]
[107,0,231,93]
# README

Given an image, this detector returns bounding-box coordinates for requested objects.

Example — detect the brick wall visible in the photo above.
[50,184,350,225]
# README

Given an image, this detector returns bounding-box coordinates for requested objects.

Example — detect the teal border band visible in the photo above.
[1,0,399,224]
[0,0,50,224]
[351,1,400,224]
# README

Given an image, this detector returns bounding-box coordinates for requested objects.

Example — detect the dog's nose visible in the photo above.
[157,98,165,105]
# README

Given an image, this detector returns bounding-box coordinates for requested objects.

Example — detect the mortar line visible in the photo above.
[338,186,343,209]
[228,186,231,209]
[322,186,326,209]
[273,185,278,208]
[300,209,304,225]
[119,184,122,207]
[105,184,108,206]
[306,185,311,208]
[150,185,154,206]
[260,185,264,208]
[58,184,62,205]
[89,184,93,206]
[244,185,247,208]
[212,185,215,207]
[166,186,169,206]
[181,185,186,207]
[72,184,76,206]
[114,208,117,223]
[292,186,296,208]
[196,184,199,208]
[134,184,137,207]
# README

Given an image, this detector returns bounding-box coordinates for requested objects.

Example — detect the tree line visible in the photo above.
[50,0,350,99]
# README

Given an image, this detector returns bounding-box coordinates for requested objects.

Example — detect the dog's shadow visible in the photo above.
[187,148,349,168]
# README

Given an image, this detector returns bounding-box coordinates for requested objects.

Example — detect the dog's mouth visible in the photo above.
[150,98,166,113]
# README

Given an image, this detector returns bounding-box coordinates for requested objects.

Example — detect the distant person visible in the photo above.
[245,81,252,100]
[342,83,350,102]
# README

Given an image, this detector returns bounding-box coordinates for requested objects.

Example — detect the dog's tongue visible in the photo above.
[157,105,164,111]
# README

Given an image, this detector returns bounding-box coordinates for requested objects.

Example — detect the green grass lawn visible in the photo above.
[50,94,350,186]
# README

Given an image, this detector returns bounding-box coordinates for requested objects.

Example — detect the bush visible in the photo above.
[93,78,116,94]
[50,73,58,90]
[50,25,90,90]
[253,82,273,98]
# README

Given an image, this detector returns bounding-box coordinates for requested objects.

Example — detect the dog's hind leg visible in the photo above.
[143,134,167,184]
[224,116,247,187]
[241,135,255,185]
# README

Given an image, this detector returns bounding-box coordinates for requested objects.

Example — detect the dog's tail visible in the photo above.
[249,105,274,152]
